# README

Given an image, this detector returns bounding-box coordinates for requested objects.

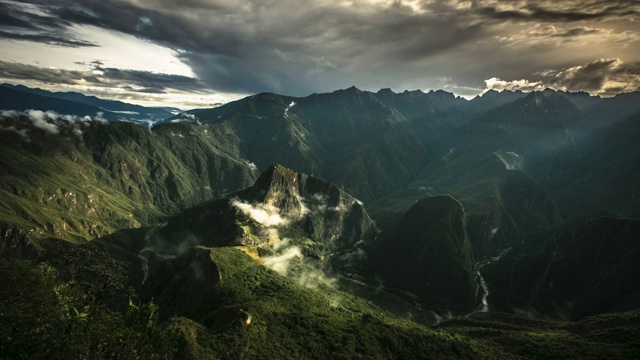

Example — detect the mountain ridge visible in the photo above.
[2,83,640,359]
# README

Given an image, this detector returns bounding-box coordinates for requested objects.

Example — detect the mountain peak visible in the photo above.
[401,89,424,97]
[377,88,395,95]
[345,85,362,93]
[242,163,360,221]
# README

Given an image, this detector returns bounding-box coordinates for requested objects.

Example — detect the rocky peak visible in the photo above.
[242,164,357,219]
[147,164,378,259]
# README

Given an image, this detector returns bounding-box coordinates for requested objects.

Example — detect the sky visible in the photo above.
[0,0,639,109]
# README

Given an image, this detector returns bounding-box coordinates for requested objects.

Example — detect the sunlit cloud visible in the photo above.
[483,58,640,96]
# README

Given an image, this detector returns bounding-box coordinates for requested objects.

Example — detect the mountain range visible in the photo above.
[0,83,180,126]
[1,84,640,359]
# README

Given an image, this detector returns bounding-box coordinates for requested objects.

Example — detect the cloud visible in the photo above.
[483,77,546,93]
[0,30,97,47]
[232,199,290,227]
[0,108,107,143]
[546,58,640,96]
[26,110,59,134]
[494,24,639,48]
[0,58,232,108]
[262,241,337,289]
[476,0,640,22]
[263,246,302,275]
[552,27,602,38]
[0,1,97,47]
[1,0,638,99]
[284,101,296,117]
[0,60,209,94]
[229,195,336,289]
[483,58,640,96]
[0,108,107,124]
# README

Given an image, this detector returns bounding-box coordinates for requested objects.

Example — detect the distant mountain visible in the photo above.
[0,85,122,120]
[176,88,428,202]
[1,83,178,125]
[466,89,527,116]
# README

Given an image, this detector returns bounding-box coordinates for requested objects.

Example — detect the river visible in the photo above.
[469,248,511,315]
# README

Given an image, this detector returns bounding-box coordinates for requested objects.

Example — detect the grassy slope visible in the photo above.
[0,117,257,244]
[158,247,501,359]
[146,246,640,359]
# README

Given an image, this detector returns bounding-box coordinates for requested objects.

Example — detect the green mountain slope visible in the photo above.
[0,115,258,246]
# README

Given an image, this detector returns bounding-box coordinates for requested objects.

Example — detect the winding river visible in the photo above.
[469,248,511,314]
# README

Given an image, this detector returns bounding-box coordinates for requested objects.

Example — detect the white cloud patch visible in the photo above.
[262,242,337,289]
[180,112,197,120]
[284,101,296,117]
[232,199,290,227]
[245,161,258,171]
[27,110,60,134]
[263,246,302,275]
[0,109,111,143]
[230,194,340,290]
[483,77,546,94]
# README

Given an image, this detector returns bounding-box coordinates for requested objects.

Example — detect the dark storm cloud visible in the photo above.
[15,0,496,94]
[552,27,602,38]
[0,30,97,47]
[1,0,639,96]
[0,1,97,47]
[477,1,639,23]
[0,60,210,94]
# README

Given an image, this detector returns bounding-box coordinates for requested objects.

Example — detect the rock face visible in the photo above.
[366,195,476,310]
[239,164,379,250]
[144,164,378,257]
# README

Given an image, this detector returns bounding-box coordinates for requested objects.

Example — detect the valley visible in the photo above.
[1,86,640,359]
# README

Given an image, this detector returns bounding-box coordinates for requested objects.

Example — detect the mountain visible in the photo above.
[484,215,640,320]
[466,89,527,115]
[2,85,640,358]
[0,114,258,248]
[144,164,378,257]
[368,92,573,259]
[0,83,178,125]
[544,111,640,219]
[0,85,122,120]
[2,84,180,118]
[176,88,428,202]
[366,195,476,310]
